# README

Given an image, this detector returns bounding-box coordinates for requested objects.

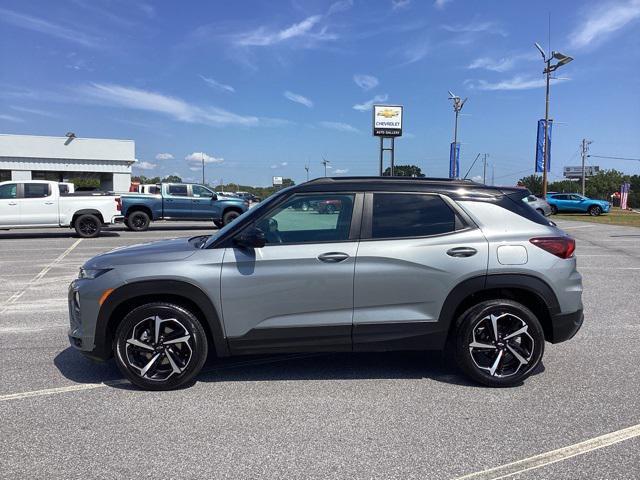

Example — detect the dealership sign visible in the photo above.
[272,176,283,186]
[373,105,403,137]
[563,166,600,179]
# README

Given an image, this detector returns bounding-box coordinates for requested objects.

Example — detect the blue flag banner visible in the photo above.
[535,119,553,173]
[449,142,460,178]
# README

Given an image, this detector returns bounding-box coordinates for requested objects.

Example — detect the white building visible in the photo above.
[0,133,136,192]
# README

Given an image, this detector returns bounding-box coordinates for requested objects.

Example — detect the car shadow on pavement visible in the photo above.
[0,231,121,240]
[54,348,545,390]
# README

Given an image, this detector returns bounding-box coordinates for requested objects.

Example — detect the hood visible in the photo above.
[84,236,199,269]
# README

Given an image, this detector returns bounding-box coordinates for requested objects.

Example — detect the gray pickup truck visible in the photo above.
[121,183,248,231]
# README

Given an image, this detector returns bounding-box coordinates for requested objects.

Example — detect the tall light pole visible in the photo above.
[581,139,592,196]
[534,43,573,197]
[448,91,467,179]
[201,152,205,185]
[321,157,330,177]
[305,164,310,182]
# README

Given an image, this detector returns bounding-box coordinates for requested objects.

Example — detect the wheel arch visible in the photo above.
[95,280,229,360]
[125,204,153,219]
[71,209,104,226]
[440,274,561,346]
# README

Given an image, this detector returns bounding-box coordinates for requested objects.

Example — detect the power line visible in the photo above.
[588,155,640,162]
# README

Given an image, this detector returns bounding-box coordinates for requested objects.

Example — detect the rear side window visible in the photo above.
[0,183,17,199]
[168,185,188,196]
[24,183,51,198]
[371,193,456,239]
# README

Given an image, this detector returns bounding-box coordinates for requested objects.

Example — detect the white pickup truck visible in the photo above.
[0,180,122,238]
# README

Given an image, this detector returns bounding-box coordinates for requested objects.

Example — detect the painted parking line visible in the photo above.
[0,353,324,402]
[453,423,640,480]
[0,238,82,315]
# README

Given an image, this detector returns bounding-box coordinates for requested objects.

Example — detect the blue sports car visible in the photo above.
[546,193,611,216]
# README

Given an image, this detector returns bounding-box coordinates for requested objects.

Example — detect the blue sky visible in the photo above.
[1,0,639,186]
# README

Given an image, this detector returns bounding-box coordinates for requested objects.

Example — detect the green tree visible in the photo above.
[382,165,425,177]
[161,175,182,183]
[518,175,543,195]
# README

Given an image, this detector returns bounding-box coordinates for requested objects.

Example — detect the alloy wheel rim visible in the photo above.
[125,315,193,381]
[468,312,534,378]
[80,219,97,235]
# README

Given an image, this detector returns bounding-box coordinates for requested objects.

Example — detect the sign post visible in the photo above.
[373,105,403,176]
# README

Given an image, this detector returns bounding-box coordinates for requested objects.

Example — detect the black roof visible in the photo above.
[293,176,525,199]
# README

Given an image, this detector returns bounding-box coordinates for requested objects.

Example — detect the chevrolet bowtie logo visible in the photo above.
[376,109,399,118]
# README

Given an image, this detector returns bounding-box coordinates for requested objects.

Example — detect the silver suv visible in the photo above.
[68,177,583,390]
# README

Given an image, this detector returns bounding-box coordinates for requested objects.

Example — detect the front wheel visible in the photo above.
[455,299,544,387]
[588,205,602,216]
[222,210,240,226]
[550,205,558,215]
[114,303,208,391]
[74,214,101,238]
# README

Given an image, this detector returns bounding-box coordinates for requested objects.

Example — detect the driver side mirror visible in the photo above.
[234,227,266,249]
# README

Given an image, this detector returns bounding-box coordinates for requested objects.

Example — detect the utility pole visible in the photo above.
[482,153,489,184]
[581,139,592,196]
[201,152,205,185]
[491,164,495,186]
[321,158,330,177]
[304,164,310,182]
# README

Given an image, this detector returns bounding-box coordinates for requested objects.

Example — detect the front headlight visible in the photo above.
[78,267,111,279]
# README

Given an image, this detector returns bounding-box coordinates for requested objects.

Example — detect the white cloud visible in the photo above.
[0,113,24,122]
[79,83,261,127]
[270,161,288,169]
[467,75,570,91]
[155,153,174,160]
[434,0,452,9]
[442,21,507,37]
[10,105,57,117]
[467,57,515,73]
[235,15,334,47]
[353,74,379,91]
[472,175,482,182]
[353,94,388,112]
[400,41,430,64]
[135,161,157,170]
[284,90,313,108]
[392,0,411,9]
[569,0,640,49]
[199,75,235,93]
[281,161,288,166]
[334,168,349,174]
[319,121,359,133]
[0,8,100,48]
[185,152,224,166]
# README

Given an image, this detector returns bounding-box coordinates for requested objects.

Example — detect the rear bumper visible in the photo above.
[111,215,125,224]
[549,309,583,343]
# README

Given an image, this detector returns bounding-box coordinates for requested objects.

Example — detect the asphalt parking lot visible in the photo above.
[1,220,639,479]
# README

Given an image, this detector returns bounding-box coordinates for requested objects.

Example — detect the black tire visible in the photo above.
[113,302,208,391]
[214,220,223,229]
[550,205,558,215]
[74,214,101,238]
[127,211,150,231]
[454,299,545,388]
[222,209,240,226]
[588,205,602,216]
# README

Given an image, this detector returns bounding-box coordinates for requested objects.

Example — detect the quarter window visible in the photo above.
[24,183,51,198]
[0,183,17,199]
[371,193,456,239]
[167,185,188,196]
[254,194,355,244]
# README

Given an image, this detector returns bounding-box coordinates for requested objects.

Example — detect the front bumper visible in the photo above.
[549,309,583,343]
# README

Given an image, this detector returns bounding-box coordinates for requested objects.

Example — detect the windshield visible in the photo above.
[201,186,294,249]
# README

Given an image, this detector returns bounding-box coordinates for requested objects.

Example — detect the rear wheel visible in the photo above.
[114,302,208,391]
[74,214,101,238]
[455,299,544,387]
[127,211,150,231]
[222,210,240,226]
[588,205,602,216]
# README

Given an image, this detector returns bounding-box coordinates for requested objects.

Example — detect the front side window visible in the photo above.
[0,183,17,199]
[254,193,355,244]
[24,183,51,198]
[192,185,214,198]
[371,193,456,239]
[167,185,188,196]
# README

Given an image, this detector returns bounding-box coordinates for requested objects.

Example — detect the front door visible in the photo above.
[191,184,220,219]
[353,192,488,350]
[220,192,361,355]
[20,183,58,225]
[0,183,19,226]
[163,184,192,218]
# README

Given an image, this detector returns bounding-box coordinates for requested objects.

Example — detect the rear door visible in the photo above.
[0,183,19,226]
[163,184,192,218]
[220,192,362,354]
[353,192,488,350]
[20,183,59,225]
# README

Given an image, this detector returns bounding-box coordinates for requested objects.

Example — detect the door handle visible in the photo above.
[8,202,17,206]
[318,252,350,263]
[447,247,477,258]
[44,201,54,205]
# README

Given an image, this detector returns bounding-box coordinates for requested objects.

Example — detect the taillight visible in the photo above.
[115,197,122,212]
[529,237,575,259]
